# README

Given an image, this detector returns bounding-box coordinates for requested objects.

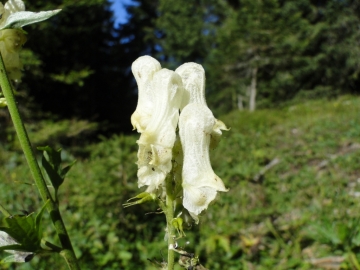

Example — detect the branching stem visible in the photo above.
[0,52,80,270]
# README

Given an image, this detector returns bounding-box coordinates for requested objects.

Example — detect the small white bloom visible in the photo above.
[131,56,161,132]
[0,231,33,263]
[179,103,228,223]
[137,68,184,192]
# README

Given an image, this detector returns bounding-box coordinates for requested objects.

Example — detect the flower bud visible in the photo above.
[0,29,26,81]
[123,192,156,208]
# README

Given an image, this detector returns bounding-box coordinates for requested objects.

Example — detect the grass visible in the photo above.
[0,95,360,269]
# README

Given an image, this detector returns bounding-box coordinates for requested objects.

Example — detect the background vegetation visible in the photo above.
[0,0,359,269]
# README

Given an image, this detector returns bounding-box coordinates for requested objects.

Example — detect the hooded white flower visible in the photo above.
[130,56,161,132]
[179,103,228,223]
[137,68,184,192]
[175,62,228,149]
[0,231,33,263]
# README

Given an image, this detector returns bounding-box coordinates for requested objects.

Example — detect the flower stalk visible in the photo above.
[0,51,80,270]
[165,172,176,270]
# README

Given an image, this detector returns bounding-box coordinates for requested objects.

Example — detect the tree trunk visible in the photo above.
[237,94,244,110]
[249,67,258,112]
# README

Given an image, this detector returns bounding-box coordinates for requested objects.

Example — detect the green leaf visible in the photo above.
[60,160,76,179]
[35,200,49,240]
[1,10,61,30]
[0,200,48,254]
[38,146,75,192]
[0,213,40,252]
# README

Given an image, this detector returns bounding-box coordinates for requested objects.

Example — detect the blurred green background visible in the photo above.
[1,0,360,269]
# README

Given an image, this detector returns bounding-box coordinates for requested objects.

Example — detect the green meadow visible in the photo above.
[1,95,359,269]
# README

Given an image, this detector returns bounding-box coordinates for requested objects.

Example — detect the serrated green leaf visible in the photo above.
[38,146,75,192]
[0,213,40,252]
[0,10,61,30]
[38,146,61,169]
[60,160,76,179]
[41,153,63,190]
[0,232,34,263]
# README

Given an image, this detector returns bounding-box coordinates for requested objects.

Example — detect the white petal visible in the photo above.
[4,0,25,14]
[175,62,206,108]
[136,68,184,190]
[210,119,230,149]
[175,62,228,148]
[131,56,161,132]
[179,103,228,221]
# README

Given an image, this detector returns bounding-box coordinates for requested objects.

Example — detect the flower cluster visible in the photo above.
[131,56,228,222]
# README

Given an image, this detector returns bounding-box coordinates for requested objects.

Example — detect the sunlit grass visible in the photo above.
[0,95,360,269]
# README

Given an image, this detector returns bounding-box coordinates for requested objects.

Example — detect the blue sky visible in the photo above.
[109,0,133,25]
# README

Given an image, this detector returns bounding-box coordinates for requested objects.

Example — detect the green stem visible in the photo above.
[0,53,80,270]
[165,174,175,270]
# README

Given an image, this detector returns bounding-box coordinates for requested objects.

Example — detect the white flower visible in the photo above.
[0,231,33,263]
[131,56,161,132]
[179,103,228,223]
[176,62,229,148]
[137,68,184,192]
[130,57,228,222]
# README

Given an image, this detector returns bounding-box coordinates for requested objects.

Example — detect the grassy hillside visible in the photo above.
[203,95,360,269]
[0,95,359,269]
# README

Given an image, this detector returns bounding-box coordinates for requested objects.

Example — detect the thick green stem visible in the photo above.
[165,174,176,270]
[0,53,80,270]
